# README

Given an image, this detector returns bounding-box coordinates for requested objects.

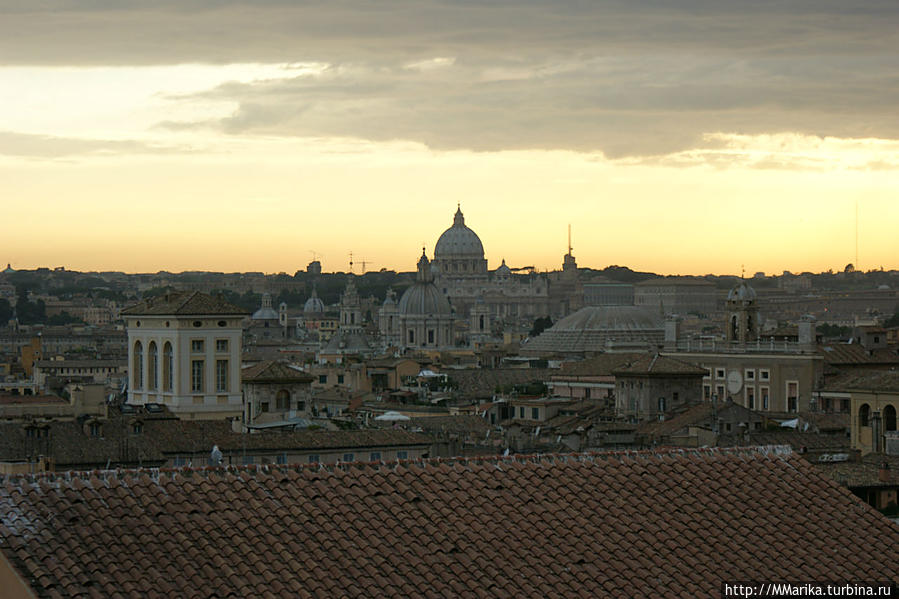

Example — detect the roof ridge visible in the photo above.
[3,445,795,485]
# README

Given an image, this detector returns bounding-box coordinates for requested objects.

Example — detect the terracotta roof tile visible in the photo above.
[2,447,898,598]
[120,290,248,316]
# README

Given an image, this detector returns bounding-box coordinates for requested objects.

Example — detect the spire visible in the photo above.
[453,204,465,226]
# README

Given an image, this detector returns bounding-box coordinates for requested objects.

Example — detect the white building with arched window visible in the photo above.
[123,291,248,420]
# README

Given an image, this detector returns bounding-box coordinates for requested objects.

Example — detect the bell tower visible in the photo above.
[725,281,759,344]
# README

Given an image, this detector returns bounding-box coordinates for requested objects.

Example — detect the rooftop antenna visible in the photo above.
[567,224,572,255]
[348,251,354,274]
[309,250,319,262]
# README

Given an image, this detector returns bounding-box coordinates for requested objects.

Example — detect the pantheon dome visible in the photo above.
[522,306,665,356]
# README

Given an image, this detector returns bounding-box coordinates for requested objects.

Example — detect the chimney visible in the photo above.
[798,314,816,349]
[878,461,890,483]
[664,316,680,351]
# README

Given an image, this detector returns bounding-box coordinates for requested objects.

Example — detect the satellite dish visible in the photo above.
[726,370,743,395]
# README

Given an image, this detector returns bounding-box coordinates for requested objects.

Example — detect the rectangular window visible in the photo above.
[191,339,204,353]
[760,369,770,381]
[319,375,327,384]
[761,386,770,410]
[337,374,344,384]
[369,452,381,461]
[173,456,187,467]
[519,406,525,419]
[342,453,355,463]
[260,401,269,413]
[428,329,435,344]
[397,451,408,460]
[746,387,755,410]
[787,381,799,412]
[308,454,320,464]
[276,453,287,465]
[703,385,711,400]
[531,407,540,420]
[715,368,725,379]
[408,330,414,343]
[215,339,228,352]
[216,360,229,392]
[191,360,204,393]
[745,369,755,381]
[715,385,725,400]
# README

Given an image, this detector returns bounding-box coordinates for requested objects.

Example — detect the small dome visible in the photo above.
[727,281,757,302]
[304,288,325,314]
[252,293,279,320]
[398,285,453,316]
[398,251,452,315]
[434,206,485,258]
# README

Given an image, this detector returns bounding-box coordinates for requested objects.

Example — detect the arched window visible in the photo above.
[884,404,897,432]
[276,389,290,411]
[147,342,158,391]
[133,341,143,390]
[163,342,173,392]
[859,403,870,427]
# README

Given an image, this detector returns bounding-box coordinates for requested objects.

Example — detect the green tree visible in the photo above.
[885,304,899,328]
[530,316,553,337]
[0,298,12,324]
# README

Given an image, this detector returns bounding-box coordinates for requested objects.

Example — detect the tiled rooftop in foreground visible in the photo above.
[2,447,898,598]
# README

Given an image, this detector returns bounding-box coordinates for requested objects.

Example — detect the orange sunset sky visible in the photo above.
[1,3,897,276]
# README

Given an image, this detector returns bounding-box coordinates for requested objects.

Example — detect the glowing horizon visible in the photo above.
[1,3,897,278]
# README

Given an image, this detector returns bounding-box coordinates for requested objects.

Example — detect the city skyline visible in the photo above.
[1,1,897,276]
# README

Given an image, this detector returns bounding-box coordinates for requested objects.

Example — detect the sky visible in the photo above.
[1,1,898,276]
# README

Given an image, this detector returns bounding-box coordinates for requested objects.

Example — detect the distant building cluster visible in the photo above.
[1,208,899,598]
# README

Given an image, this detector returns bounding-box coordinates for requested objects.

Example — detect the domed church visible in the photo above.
[382,250,455,351]
[432,205,488,280]
[429,205,553,324]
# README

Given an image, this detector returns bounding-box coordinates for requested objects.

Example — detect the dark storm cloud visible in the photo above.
[2,1,897,157]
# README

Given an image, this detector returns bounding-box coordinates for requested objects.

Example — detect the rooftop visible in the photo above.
[242,361,313,384]
[120,290,248,317]
[2,447,898,598]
